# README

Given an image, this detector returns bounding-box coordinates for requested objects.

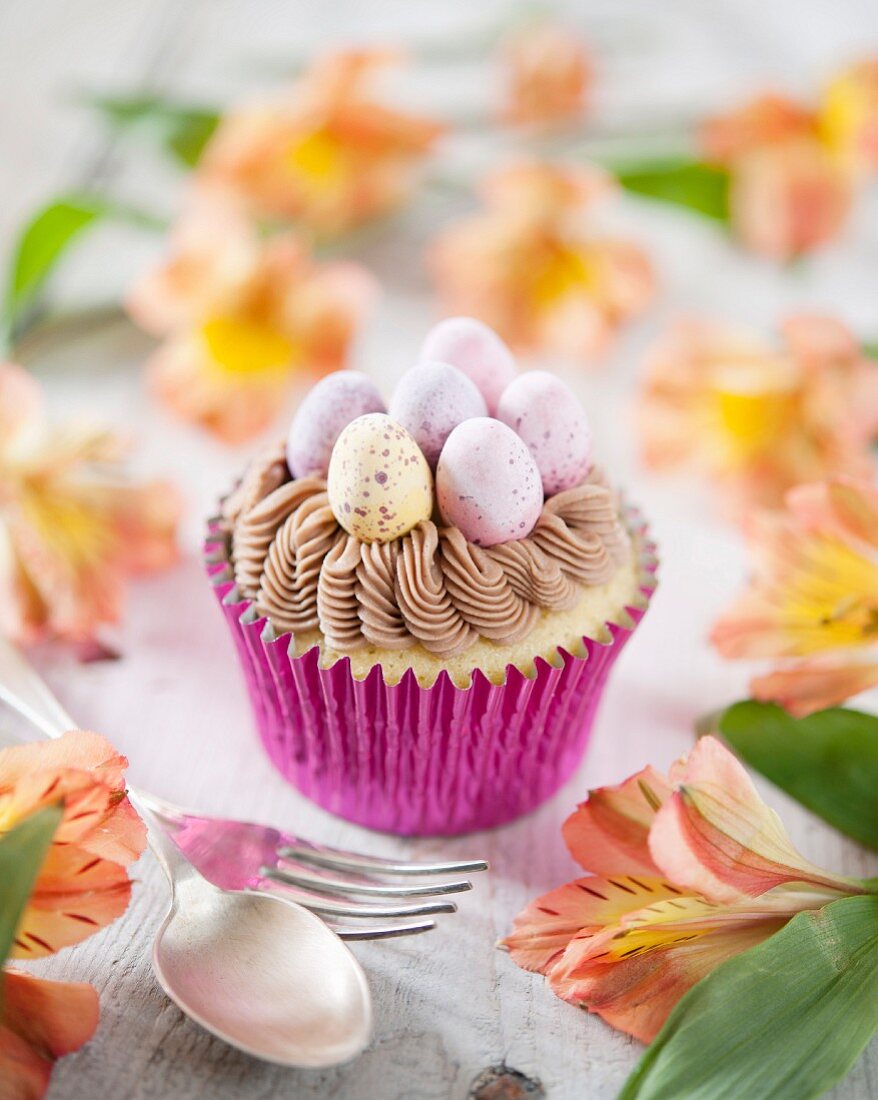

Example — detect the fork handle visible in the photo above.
[0,636,75,739]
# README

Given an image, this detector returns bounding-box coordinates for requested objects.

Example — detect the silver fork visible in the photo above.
[0,636,486,940]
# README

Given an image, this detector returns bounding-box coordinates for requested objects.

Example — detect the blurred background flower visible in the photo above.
[0,363,180,648]
[820,58,878,177]
[196,48,445,237]
[712,476,878,714]
[638,315,878,514]
[128,197,377,442]
[431,162,655,361]
[700,93,853,259]
[500,17,592,128]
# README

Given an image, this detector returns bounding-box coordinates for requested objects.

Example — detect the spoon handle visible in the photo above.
[0,636,195,887]
[0,636,74,738]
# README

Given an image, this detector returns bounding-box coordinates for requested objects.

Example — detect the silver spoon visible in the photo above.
[0,636,372,1068]
[146,819,372,1067]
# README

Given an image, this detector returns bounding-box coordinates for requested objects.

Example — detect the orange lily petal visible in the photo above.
[649,737,856,903]
[0,970,98,1100]
[787,476,878,550]
[751,656,878,716]
[549,895,786,1042]
[501,874,680,974]
[11,845,133,960]
[0,730,126,787]
[0,732,146,866]
[562,765,672,876]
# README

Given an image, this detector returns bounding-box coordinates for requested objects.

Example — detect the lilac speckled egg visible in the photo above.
[327,414,433,543]
[496,371,592,496]
[419,317,517,414]
[436,418,543,547]
[389,361,488,468]
[286,371,386,478]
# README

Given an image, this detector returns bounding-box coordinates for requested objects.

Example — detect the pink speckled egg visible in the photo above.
[389,361,488,468]
[286,371,386,478]
[419,317,517,414]
[496,371,592,495]
[327,414,433,543]
[436,418,543,547]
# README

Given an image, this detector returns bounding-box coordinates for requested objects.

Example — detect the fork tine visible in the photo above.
[266,865,473,898]
[277,844,488,877]
[330,920,436,940]
[261,883,458,919]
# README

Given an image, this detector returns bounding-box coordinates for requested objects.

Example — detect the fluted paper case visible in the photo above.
[205,511,656,836]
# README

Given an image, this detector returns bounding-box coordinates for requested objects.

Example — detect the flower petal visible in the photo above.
[0,970,98,1100]
[751,655,878,716]
[548,895,786,1042]
[0,732,146,866]
[649,737,856,903]
[562,765,672,876]
[501,874,680,974]
[10,845,133,959]
[787,476,878,551]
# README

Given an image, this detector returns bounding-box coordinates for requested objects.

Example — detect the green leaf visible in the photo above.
[861,341,878,362]
[621,895,878,1100]
[2,197,106,347]
[0,804,62,967]
[613,158,731,222]
[87,94,220,168]
[717,701,878,852]
[1,195,163,352]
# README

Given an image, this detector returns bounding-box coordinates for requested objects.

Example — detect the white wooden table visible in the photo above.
[3,2,878,1097]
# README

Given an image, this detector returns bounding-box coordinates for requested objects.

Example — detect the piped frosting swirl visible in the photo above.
[227,445,630,658]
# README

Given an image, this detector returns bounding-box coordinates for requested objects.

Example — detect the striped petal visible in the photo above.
[10,845,133,960]
[562,766,672,876]
[649,736,857,903]
[501,875,681,974]
[548,895,787,1042]
[0,732,146,867]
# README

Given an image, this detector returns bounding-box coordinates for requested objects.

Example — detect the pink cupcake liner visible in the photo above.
[204,511,656,836]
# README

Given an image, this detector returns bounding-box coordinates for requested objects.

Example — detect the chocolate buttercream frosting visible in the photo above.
[227,445,631,657]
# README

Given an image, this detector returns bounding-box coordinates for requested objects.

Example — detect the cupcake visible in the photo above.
[206,317,656,835]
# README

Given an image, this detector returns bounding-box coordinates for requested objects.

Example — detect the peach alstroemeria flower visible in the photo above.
[712,476,878,715]
[0,730,147,959]
[501,736,865,1042]
[196,49,444,236]
[431,163,655,360]
[821,59,878,177]
[0,364,179,647]
[0,730,145,1099]
[700,93,852,259]
[501,19,592,128]
[128,200,376,444]
[638,314,878,513]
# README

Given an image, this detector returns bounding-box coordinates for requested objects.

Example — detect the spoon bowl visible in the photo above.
[153,870,373,1068]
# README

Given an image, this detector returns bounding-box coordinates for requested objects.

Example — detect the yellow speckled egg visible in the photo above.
[327,413,433,542]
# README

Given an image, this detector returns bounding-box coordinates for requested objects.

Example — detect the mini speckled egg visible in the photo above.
[389,361,487,468]
[327,414,433,542]
[496,371,592,495]
[419,317,517,414]
[286,371,386,478]
[436,418,543,547]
